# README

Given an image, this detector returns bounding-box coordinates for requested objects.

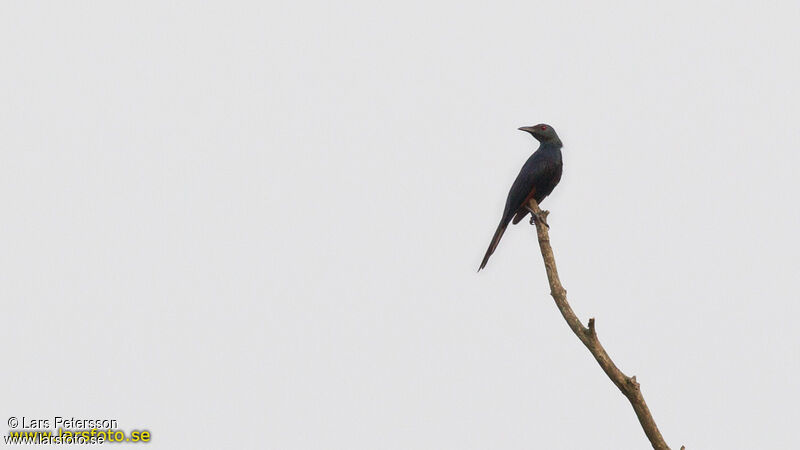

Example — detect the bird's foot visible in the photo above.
[528,208,550,229]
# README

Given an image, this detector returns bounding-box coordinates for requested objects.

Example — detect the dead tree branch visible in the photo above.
[527,199,677,450]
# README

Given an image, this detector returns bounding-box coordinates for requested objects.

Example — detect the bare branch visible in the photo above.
[527,199,676,450]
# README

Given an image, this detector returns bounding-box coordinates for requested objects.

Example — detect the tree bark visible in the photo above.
[526,199,678,450]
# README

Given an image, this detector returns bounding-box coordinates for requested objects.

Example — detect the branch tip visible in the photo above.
[585,317,598,338]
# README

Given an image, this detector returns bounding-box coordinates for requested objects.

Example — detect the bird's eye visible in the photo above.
[540,125,547,130]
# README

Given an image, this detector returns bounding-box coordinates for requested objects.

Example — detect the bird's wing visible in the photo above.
[480,149,562,270]
[511,208,530,225]
[508,153,561,224]
[503,153,547,216]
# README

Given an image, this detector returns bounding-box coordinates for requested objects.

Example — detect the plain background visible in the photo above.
[2,1,799,449]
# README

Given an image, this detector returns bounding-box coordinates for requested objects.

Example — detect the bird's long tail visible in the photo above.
[479,217,510,271]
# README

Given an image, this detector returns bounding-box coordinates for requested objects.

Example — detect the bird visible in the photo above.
[479,124,563,271]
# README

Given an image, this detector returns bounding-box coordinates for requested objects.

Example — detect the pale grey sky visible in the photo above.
[2,1,799,449]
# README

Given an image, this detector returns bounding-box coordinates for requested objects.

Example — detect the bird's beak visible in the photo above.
[518,126,536,134]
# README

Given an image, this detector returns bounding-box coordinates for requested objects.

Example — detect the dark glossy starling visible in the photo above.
[479,124,563,271]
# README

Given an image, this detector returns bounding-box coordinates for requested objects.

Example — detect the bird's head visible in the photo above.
[518,124,560,144]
